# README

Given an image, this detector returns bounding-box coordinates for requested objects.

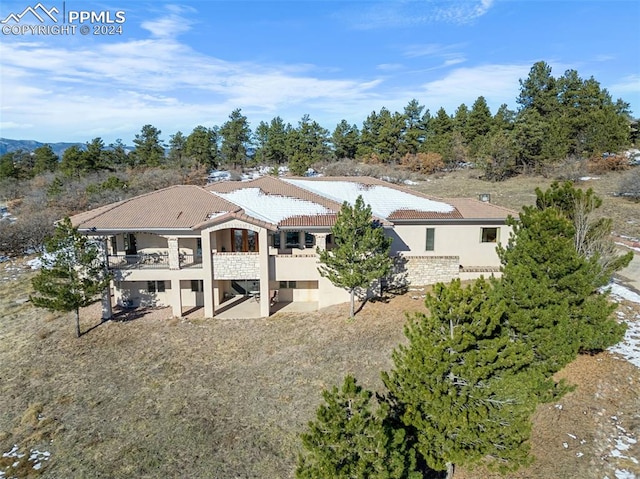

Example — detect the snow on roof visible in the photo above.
[284,179,455,219]
[212,188,332,224]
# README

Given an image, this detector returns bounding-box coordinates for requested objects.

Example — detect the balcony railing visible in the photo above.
[108,253,203,270]
[179,253,203,269]
[108,253,169,270]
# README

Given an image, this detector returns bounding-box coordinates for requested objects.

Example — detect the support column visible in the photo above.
[99,237,112,321]
[168,237,180,270]
[202,231,215,317]
[298,231,305,249]
[315,233,327,251]
[259,229,270,317]
[101,286,113,321]
[170,278,182,317]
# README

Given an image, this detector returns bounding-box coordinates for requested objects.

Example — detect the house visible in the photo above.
[69,176,514,319]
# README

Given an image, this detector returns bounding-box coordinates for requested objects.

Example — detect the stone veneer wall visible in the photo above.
[403,255,460,286]
[212,253,260,280]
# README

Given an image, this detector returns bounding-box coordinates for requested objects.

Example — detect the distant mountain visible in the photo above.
[0,138,84,157]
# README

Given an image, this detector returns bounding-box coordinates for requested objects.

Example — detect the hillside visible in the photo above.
[0,171,638,478]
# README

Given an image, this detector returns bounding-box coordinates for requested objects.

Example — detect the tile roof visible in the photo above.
[70,185,240,230]
[70,176,515,231]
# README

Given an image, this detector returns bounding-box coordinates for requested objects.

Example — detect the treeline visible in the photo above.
[0,61,635,184]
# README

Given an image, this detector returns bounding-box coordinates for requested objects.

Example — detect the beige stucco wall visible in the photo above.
[269,254,320,281]
[390,223,511,268]
[113,280,171,308]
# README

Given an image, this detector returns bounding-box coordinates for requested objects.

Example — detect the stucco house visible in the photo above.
[69,176,514,319]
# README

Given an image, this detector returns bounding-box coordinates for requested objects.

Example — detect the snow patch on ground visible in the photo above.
[1,444,50,477]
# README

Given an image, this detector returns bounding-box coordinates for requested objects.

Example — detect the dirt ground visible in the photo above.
[0,262,638,479]
[1,170,638,478]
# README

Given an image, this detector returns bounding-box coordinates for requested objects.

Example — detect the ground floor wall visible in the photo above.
[403,255,460,286]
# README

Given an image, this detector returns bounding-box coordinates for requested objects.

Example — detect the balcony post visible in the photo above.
[259,229,270,317]
[203,231,215,318]
[168,237,180,270]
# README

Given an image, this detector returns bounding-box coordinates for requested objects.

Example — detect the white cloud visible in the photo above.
[346,0,495,29]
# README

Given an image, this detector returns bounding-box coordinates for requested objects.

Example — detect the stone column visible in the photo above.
[168,237,180,270]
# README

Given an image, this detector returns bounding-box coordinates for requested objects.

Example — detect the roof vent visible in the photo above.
[478,193,491,203]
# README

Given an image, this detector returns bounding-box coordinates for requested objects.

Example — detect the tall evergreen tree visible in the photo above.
[297,375,421,479]
[287,114,330,175]
[466,96,493,158]
[317,196,392,318]
[32,144,59,175]
[383,279,539,479]
[401,99,428,156]
[423,107,454,163]
[496,196,627,376]
[30,217,112,338]
[131,124,165,167]
[167,131,188,167]
[220,108,251,169]
[185,125,219,169]
[332,120,360,160]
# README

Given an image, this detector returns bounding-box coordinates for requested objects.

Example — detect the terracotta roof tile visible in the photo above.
[70,185,240,230]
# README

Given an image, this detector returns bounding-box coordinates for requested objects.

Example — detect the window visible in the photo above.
[147,281,165,293]
[109,236,117,255]
[425,228,435,251]
[279,281,297,289]
[191,280,204,292]
[285,231,300,248]
[231,229,259,252]
[272,233,281,248]
[481,227,499,243]
[305,233,315,248]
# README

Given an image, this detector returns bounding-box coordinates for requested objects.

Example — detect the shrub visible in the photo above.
[618,169,640,200]
[544,156,588,182]
[400,152,444,174]
[588,155,630,174]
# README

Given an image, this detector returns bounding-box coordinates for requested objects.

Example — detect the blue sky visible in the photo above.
[1,0,638,145]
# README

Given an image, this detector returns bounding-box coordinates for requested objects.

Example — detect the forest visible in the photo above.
[0,60,638,256]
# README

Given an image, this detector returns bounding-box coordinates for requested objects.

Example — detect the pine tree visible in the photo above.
[131,124,165,167]
[30,217,111,338]
[497,198,627,374]
[297,375,422,479]
[220,109,252,169]
[383,279,538,479]
[317,196,392,318]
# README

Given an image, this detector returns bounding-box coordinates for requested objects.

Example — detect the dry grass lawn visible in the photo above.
[1,170,638,478]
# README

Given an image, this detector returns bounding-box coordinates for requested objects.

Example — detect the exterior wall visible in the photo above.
[402,256,460,286]
[179,280,204,307]
[391,223,511,268]
[113,280,171,308]
[317,275,350,308]
[269,254,320,281]
[212,252,260,280]
[271,280,319,302]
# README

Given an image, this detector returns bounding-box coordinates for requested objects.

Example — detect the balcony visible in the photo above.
[179,253,203,269]
[108,253,169,269]
[108,253,203,270]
